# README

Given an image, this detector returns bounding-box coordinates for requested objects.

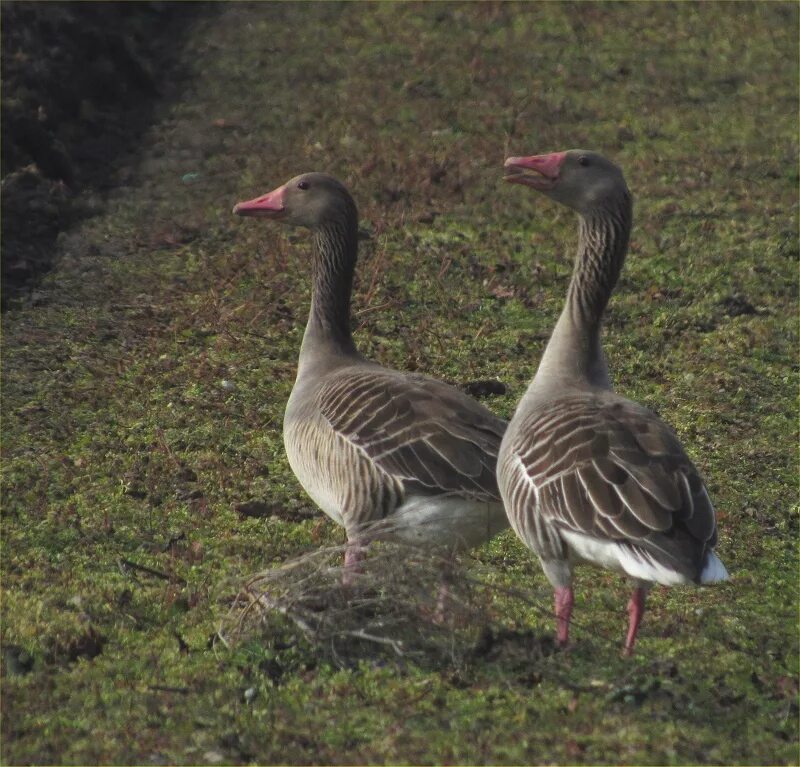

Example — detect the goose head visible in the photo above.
[504,150,629,215]
[233,172,356,229]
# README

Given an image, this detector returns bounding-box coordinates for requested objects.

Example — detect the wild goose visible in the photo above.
[498,150,728,655]
[233,173,508,578]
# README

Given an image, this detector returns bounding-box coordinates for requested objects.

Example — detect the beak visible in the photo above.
[503,152,566,190]
[233,185,286,218]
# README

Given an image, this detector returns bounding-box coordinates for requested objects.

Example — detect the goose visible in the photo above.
[498,150,728,655]
[233,173,508,580]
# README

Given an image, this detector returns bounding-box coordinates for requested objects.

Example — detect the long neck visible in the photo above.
[300,213,360,364]
[536,197,632,389]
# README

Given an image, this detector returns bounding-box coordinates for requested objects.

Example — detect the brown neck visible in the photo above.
[567,200,632,334]
[302,211,360,360]
[536,195,633,389]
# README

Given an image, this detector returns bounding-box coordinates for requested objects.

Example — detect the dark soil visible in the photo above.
[1,1,211,305]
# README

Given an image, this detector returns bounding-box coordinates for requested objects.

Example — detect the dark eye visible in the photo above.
[578,156,590,167]
[297,180,310,190]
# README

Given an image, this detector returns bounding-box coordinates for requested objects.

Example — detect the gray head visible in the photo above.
[233,172,357,229]
[504,150,629,215]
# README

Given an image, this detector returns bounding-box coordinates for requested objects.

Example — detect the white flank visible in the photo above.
[561,530,694,586]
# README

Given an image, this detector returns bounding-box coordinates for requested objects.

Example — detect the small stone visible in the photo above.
[220,379,235,391]
[203,751,225,765]
[721,294,757,317]
[233,500,274,519]
[460,379,507,398]
[243,687,257,703]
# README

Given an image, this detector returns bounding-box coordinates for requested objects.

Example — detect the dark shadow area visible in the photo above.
[1,1,215,306]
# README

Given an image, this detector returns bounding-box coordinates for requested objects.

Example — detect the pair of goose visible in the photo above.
[233,150,728,655]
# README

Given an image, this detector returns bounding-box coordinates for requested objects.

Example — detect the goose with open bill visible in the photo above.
[498,150,728,655]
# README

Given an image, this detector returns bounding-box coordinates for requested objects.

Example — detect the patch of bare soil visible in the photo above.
[1,1,212,305]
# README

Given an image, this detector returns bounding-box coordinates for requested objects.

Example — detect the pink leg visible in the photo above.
[623,587,647,656]
[342,539,365,586]
[433,552,457,623]
[554,586,574,647]
[433,581,450,624]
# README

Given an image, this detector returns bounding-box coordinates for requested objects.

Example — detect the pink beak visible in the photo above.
[233,184,286,218]
[504,151,567,189]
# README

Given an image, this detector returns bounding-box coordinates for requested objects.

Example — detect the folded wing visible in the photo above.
[318,368,507,502]
[509,392,718,581]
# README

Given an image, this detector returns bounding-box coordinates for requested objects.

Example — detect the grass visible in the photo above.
[2,3,798,764]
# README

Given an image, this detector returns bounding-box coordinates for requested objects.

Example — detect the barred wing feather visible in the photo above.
[509,392,718,580]
[318,369,506,501]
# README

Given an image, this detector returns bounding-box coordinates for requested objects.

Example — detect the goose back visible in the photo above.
[499,389,721,585]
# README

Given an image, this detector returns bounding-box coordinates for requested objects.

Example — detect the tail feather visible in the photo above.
[700,551,729,584]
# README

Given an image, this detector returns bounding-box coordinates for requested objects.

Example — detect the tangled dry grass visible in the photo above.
[219,540,558,671]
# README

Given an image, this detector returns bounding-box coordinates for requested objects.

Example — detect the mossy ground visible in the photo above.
[2,3,798,764]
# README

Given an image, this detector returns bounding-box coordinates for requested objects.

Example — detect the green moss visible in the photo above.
[2,3,798,764]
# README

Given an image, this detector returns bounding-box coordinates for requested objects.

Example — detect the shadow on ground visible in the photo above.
[1,1,215,306]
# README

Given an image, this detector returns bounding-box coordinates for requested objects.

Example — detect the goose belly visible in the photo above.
[283,424,345,528]
[383,495,508,550]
